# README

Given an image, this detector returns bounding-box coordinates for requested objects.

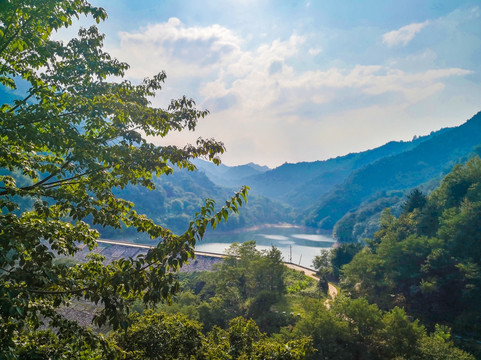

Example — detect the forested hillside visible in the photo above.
[338,156,481,343]
[305,112,481,231]
[96,168,293,239]
[189,112,481,240]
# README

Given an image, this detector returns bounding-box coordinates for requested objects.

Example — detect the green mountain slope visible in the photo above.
[244,133,439,208]
[305,111,481,230]
[99,111,481,239]
[98,167,292,239]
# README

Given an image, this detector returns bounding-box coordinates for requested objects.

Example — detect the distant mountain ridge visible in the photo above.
[192,111,481,239]
[234,126,450,208]
[192,159,270,188]
[305,111,481,230]
[249,138,431,207]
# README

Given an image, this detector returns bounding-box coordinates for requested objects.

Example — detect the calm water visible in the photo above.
[195,225,335,269]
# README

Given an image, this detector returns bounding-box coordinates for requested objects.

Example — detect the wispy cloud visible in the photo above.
[382,21,430,47]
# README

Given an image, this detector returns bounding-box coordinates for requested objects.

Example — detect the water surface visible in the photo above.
[195,225,335,269]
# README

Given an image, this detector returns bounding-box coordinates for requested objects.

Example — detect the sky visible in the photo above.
[69,0,480,167]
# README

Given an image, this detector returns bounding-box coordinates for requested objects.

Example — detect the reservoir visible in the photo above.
[127,224,336,269]
[195,224,335,269]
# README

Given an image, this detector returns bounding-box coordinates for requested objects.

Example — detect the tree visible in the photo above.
[219,241,286,298]
[312,250,332,279]
[204,317,313,360]
[419,325,475,360]
[379,306,425,359]
[114,311,204,360]
[312,250,332,295]
[0,1,248,357]
[332,243,363,277]
[401,189,426,215]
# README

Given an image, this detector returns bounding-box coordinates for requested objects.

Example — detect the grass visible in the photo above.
[271,268,326,318]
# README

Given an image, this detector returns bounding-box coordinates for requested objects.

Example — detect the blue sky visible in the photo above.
[68,1,481,166]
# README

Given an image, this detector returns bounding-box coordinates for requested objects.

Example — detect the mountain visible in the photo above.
[243,130,446,208]
[98,166,292,239]
[332,175,443,242]
[305,112,481,231]
[100,111,481,240]
[192,159,270,188]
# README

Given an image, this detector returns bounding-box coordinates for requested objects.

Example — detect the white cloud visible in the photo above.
[469,6,480,18]
[308,47,322,55]
[112,18,474,167]
[114,17,242,80]
[113,18,469,114]
[382,21,430,47]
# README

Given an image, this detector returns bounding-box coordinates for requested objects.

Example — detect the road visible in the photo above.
[284,262,319,279]
[97,239,339,304]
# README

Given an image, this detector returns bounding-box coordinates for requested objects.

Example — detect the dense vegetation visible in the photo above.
[311,156,481,358]
[0,1,247,357]
[123,237,479,359]
[156,242,317,333]
[2,1,480,358]
[341,156,481,337]
[14,239,476,359]
[99,168,292,238]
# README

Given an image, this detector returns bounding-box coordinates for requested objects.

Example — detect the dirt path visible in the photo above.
[324,283,338,309]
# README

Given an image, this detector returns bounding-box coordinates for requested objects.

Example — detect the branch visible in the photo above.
[25,286,93,295]
[21,169,66,190]
[8,92,34,113]
[42,171,89,188]
[0,267,14,274]
[0,158,73,196]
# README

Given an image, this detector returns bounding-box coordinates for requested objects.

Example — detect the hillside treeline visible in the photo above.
[339,156,481,338]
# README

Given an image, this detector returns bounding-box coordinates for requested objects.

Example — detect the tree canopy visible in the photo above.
[0,1,247,357]
[341,156,481,338]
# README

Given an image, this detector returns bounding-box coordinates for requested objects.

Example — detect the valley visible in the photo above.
[103,111,481,249]
[3,1,480,357]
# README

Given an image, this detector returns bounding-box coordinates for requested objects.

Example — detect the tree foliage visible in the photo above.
[115,312,313,360]
[0,1,248,357]
[175,242,289,332]
[114,311,204,360]
[294,296,474,360]
[341,156,481,341]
